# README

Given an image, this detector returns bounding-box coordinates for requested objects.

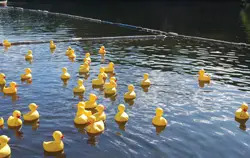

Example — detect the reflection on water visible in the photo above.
[1,7,250,158]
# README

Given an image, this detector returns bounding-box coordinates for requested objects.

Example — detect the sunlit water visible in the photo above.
[0,8,250,158]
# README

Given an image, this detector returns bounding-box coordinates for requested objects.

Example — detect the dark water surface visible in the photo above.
[0,7,250,158]
[9,1,250,44]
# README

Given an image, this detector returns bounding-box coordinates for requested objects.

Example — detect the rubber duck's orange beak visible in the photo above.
[243,109,247,112]
[104,106,107,110]
[15,85,18,88]
[3,76,6,79]
[61,135,64,139]
[96,96,98,100]
[17,115,20,118]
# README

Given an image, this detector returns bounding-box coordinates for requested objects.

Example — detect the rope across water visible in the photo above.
[1,6,250,48]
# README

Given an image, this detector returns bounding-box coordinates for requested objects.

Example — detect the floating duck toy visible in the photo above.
[61,67,70,80]
[104,80,117,95]
[85,93,98,109]
[0,117,4,126]
[73,79,85,93]
[84,52,91,64]
[25,50,33,60]
[68,49,76,59]
[115,104,129,123]
[65,46,73,56]
[7,110,22,127]
[23,103,39,121]
[99,67,108,79]
[50,40,56,49]
[43,131,64,153]
[152,108,167,127]
[198,69,210,82]
[92,73,105,86]
[79,62,90,73]
[99,46,106,55]
[74,102,92,125]
[0,135,11,158]
[86,115,105,134]
[235,103,249,120]
[124,84,136,100]
[104,62,115,73]
[21,68,32,80]
[0,73,6,86]
[93,104,106,122]
[141,73,151,86]
[3,82,17,94]
[104,77,117,89]
[3,40,11,47]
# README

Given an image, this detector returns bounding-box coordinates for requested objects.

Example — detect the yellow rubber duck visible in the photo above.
[74,102,92,125]
[85,93,98,109]
[7,110,22,127]
[21,68,32,80]
[43,131,64,153]
[104,80,117,95]
[23,103,39,121]
[79,62,90,73]
[0,117,4,126]
[115,104,129,123]
[141,73,151,86]
[99,46,106,55]
[104,77,117,89]
[50,40,56,49]
[65,46,73,56]
[152,108,168,127]
[198,69,210,82]
[235,103,249,120]
[3,82,17,94]
[93,104,106,122]
[25,50,33,60]
[92,73,105,86]
[84,52,91,64]
[61,67,70,80]
[86,115,105,134]
[124,84,136,100]
[104,62,115,73]
[0,73,6,86]
[68,49,76,59]
[99,67,108,79]
[3,40,11,47]
[0,135,11,158]
[73,79,85,93]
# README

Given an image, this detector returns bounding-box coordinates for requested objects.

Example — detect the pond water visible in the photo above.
[0,7,250,158]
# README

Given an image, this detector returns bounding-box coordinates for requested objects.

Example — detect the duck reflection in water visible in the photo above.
[25,58,33,64]
[50,48,55,54]
[4,93,19,102]
[235,117,248,131]
[198,80,210,88]
[23,119,40,131]
[61,78,69,86]
[153,124,166,135]
[104,93,117,101]
[8,126,23,139]
[21,78,32,84]
[116,121,127,131]
[79,72,90,80]
[73,92,84,100]
[87,135,99,146]
[74,123,88,135]
[124,98,135,106]
[92,85,104,91]
[101,55,105,63]
[141,85,150,92]
[44,150,66,158]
